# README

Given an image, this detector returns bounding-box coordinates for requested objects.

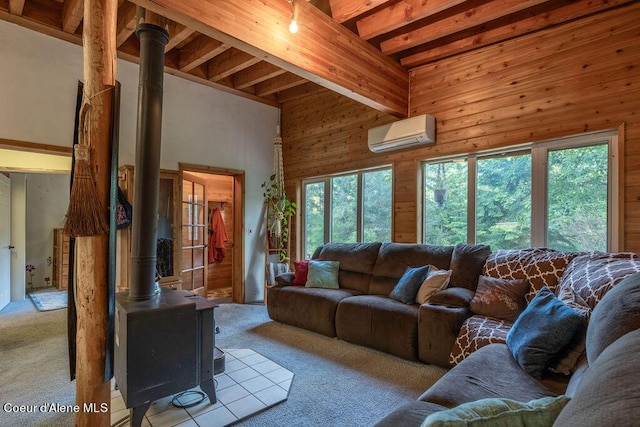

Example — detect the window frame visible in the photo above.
[421,130,620,251]
[301,166,393,258]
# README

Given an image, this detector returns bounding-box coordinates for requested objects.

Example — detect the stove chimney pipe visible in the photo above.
[129,9,169,301]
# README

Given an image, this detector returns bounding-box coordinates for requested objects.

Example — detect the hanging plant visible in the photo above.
[262,174,297,262]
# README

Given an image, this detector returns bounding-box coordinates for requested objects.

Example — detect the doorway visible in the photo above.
[179,164,244,304]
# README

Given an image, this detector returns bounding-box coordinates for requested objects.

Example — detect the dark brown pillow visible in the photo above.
[449,244,491,291]
[470,276,529,322]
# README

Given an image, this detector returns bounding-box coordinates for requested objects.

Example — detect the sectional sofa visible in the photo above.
[266,242,640,424]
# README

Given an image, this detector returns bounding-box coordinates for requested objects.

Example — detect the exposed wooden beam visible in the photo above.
[8,0,26,16]
[129,0,409,117]
[255,72,307,97]
[178,34,228,72]
[232,62,286,90]
[115,1,136,47]
[357,0,470,40]
[165,21,195,52]
[329,0,392,24]
[277,81,325,103]
[207,48,261,82]
[381,0,553,54]
[401,0,634,67]
[62,0,84,34]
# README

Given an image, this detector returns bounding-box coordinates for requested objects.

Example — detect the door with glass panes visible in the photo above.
[181,172,208,296]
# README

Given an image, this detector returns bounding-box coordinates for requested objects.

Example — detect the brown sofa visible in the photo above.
[266,242,490,361]
[375,271,640,426]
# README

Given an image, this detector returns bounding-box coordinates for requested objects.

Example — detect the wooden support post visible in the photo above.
[75,0,117,425]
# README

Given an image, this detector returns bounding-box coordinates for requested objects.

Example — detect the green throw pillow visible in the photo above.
[421,395,570,427]
[305,260,340,289]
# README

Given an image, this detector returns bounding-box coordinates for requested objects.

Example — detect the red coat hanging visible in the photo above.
[208,207,228,263]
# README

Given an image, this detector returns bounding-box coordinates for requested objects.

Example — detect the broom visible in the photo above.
[63,99,110,237]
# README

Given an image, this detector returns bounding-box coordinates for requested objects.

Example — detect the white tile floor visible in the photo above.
[110,349,293,427]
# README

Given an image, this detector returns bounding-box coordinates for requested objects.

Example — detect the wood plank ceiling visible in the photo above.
[0,0,632,114]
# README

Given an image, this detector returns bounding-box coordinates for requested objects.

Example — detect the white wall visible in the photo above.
[25,173,70,289]
[0,20,277,302]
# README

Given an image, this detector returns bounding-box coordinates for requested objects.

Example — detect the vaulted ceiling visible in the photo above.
[0,0,631,117]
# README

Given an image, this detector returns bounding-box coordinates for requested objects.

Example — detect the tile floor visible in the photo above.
[110,349,293,427]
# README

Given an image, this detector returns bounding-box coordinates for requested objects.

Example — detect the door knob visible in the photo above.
[8,245,15,249]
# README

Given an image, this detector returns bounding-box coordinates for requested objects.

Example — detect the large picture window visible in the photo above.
[422,131,618,251]
[302,168,392,259]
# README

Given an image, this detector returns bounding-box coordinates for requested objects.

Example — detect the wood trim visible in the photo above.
[0,138,73,155]
[618,122,626,251]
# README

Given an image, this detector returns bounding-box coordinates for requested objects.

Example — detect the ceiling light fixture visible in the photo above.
[287,0,298,33]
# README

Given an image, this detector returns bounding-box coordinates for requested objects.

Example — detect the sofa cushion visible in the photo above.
[336,295,420,360]
[416,268,452,304]
[553,328,640,427]
[507,287,584,378]
[449,315,511,366]
[390,265,432,304]
[375,401,449,427]
[421,344,558,407]
[266,286,360,337]
[449,244,491,291]
[421,395,569,426]
[470,276,529,322]
[370,243,454,296]
[585,271,640,364]
[428,287,475,307]
[314,242,382,292]
[306,260,340,289]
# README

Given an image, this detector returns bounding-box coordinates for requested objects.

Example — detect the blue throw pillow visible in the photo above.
[390,265,432,304]
[507,287,584,378]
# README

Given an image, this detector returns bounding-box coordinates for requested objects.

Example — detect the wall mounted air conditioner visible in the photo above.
[367,114,436,153]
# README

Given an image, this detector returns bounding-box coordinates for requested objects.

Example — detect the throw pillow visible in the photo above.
[506,287,584,378]
[266,262,290,286]
[390,264,432,304]
[305,260,340,289]
[421,395,570,427]
[470,276,529,322]
[293,260,310,285]
[415,268,452,304]
[449,244,491,291]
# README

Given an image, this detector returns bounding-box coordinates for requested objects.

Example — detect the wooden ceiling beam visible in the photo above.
[129,0,409,117]
[207,48,261,82]
[115,1,136,47]
[165,22,194,52]
[255,72,307,97]
[329,0,392,24]
[8,0,26,16]
[232,62,287,90]
[277,82,325,103]
[401,0,633,67]
[381,0,553,54]
[178,34,229,72]
[356,0,470,40]
[62,0,84,34]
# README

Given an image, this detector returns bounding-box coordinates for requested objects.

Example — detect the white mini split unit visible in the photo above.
[367,114,436,153]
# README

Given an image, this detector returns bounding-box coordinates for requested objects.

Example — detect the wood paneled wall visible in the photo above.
[282,2,640,256]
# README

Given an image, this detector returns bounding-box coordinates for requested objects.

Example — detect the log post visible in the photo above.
[75,0,117,425]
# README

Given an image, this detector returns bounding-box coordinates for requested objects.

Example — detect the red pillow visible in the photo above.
[293,260,310,285]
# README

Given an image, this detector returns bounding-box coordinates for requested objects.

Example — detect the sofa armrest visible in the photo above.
[428,287,475,307]
[418,303,471,367]
[273,272,295,287]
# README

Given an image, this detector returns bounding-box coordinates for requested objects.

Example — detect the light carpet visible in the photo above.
[27,290,68,311]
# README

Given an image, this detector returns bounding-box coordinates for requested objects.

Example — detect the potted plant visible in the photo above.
[262,174,297,262]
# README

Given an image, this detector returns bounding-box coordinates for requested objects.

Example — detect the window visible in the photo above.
[422,131,618,251]
[302,168,392,258]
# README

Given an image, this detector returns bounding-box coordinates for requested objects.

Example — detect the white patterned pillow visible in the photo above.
[449,315,512,366]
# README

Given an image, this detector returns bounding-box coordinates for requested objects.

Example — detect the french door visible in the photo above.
[181,172,208,296]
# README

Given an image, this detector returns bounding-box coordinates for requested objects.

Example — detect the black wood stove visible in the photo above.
[113,10,223,427]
